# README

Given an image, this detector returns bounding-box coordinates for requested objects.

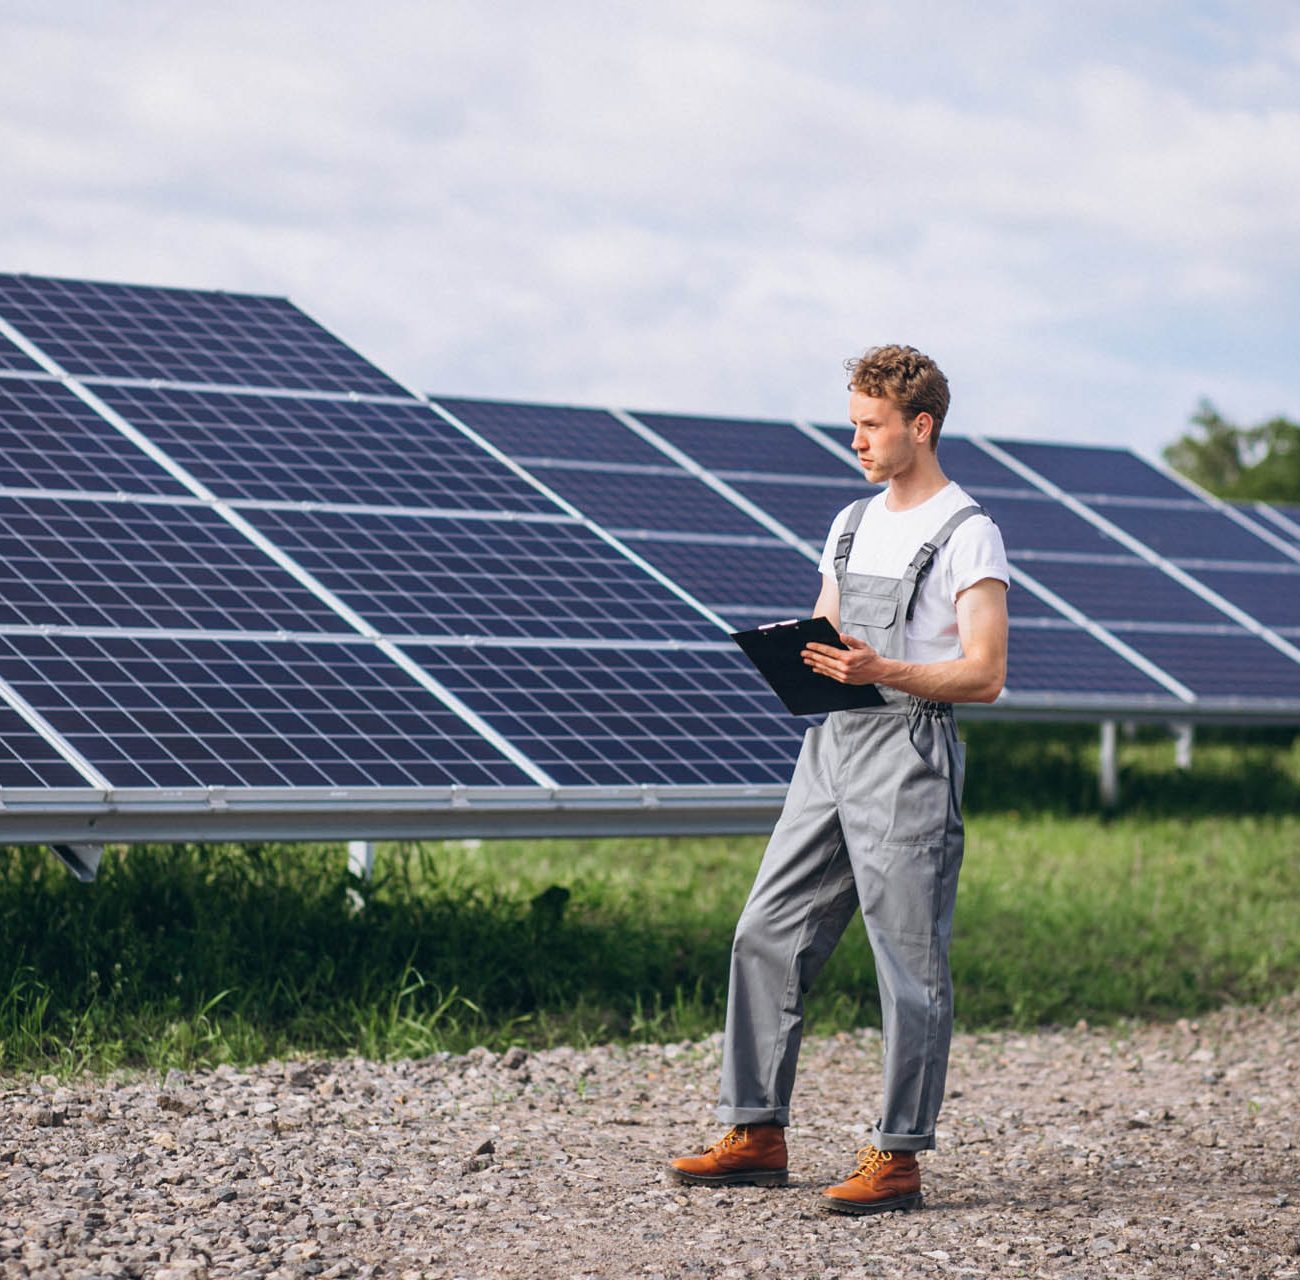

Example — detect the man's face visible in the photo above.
[848,391,926,484]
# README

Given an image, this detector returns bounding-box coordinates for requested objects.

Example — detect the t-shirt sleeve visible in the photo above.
[946,514,1011,600]
[816,503,855,576]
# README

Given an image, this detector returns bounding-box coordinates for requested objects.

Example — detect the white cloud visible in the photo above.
[1,1,1299,459]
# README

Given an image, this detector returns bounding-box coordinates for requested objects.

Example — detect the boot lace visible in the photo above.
[710,1126,749,1153]
[852,1145,893,1179]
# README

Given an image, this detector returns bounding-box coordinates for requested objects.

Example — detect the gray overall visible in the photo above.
[716,501,984,1152]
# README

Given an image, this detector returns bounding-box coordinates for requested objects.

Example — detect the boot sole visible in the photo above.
[668,1166,790,1188]
[821,1191,923,1216]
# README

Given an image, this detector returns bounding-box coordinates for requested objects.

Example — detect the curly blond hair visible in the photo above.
[844,345,950,448]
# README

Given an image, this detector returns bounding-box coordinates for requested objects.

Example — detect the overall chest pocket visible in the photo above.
[839,591,899,646]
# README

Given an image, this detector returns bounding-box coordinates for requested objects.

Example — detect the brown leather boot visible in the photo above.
[821,1145,922,1215]
[668,1124,789,1187]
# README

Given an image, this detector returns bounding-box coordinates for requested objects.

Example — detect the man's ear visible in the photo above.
[912,412,934,445]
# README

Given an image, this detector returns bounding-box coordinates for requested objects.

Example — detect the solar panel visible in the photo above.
[1275,505,1300,539]
[1096,501,1296,564]
[1006,625,1180,699]
[931,438,1036,493]
[0,632,532,789]
[1116,630,1300,700]
[1018,558,1230,627]
[439,397,670,468]
[403,643,803,787]
[237,506,723,643]
[990,439,1192,501]
[633,411,853,478]
[96,385,555,512]
[0,332,44,374]
[1182,567,1300,634]
[519,462,770,536]
[611,537,819,623]
[0,379,187,495]
[0,495,344,633]
[976,493,1123,555]
[0,273,405,395]
[0,706,88,787]
[431,399,822,632]
[722,478,863,542]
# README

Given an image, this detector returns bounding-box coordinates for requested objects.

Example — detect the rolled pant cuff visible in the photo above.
[871,1125,936,1153]
[715,1105,789,1127]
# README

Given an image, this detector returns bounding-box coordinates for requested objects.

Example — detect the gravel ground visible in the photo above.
[2,998,1298,1280]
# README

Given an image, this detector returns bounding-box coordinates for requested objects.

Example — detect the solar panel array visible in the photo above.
[1,271,1298,842]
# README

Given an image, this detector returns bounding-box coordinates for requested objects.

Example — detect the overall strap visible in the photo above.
[902,505,989,621]
[832,498,871,588]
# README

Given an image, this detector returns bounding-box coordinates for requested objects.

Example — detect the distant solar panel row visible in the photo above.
[444,397,1285,707]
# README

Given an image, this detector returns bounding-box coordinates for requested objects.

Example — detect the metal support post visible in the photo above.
[347,840,376,881]
[1099,720,1119,810]
[346,840,376,913]
[1173,722,1194,771]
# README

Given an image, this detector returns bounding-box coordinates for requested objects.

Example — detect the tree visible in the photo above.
[1163,400,1300,502]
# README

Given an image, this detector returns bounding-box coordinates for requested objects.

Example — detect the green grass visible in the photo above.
[1,726,1297,1076]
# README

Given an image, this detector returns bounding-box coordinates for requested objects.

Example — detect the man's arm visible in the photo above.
[801,577,1009,704]
[811,572,840,631]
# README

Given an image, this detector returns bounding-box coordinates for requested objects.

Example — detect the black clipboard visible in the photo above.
[730,617,886,716]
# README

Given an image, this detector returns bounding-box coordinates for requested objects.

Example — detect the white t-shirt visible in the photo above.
[817,481,1010,665]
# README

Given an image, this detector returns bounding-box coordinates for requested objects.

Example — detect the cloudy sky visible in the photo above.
[4,1,1299,459]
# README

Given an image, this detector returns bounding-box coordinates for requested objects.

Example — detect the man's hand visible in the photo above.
[802,633,888,685]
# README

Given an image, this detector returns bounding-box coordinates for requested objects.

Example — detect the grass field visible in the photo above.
[2,725,1298,1076]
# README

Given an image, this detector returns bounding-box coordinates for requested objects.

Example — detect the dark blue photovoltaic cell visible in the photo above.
[0,379,187,495]
[812,424,856,452]
[240,508,721,643]
[1005,625,1177,699]
[1269,505,1300,543]
[532,464,772,536]
[991,439,1191,501]
[97,386,556,512]
[1021,559,1229,627]
[1096,502,1293,565]
[724,479,865,542]
[0,333,42,374]
[985,494,1130,556]
[1120,631,1300,700]
[436,397,670,468]
[0,274,406,395]
[405,644,803,787]
[0,496,342,633]
[0,634,531,789]
[1236,501,1300,547]
[938,438,1038,493]
[1183,568,1300,632]
[616,537,819,616]
[0,707,86,787]
[634,411,854,478]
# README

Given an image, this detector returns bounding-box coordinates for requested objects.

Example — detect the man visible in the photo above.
[669,345,1009,1215]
